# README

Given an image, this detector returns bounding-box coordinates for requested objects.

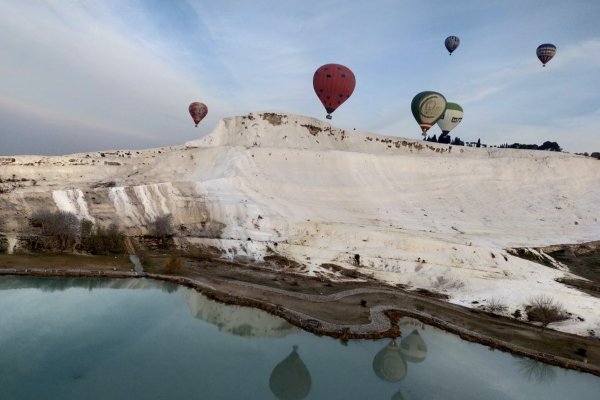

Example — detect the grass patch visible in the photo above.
[0,253,133,271]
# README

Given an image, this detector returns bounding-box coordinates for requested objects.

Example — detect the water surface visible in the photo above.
[0,276,598,399]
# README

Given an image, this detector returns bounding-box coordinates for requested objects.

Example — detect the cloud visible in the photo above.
[1,1,599,155]
[0,0,228,155]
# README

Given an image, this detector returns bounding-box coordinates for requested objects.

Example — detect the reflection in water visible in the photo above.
[374,329,428,398]
[0,276,176,292]
[373,340,408,383]
[400,330,428,364]
[0,276,297,338]
[1,276,599,399]
[269,345,312,400]
[391,389,406,400]
[516,356,557,383]
[184,290,298,338]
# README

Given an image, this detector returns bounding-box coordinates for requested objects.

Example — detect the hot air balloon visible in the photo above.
[536,44,556,67]
[313,63,355,120]
[445,36,460,55]
[436,102,464,139]
[411,91,447,136]
[189,102,208,127]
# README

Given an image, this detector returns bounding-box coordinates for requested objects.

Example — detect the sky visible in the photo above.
[1,0,599,155]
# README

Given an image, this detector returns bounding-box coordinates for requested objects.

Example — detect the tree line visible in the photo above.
[14,210,174,254]
[423,135,574,153]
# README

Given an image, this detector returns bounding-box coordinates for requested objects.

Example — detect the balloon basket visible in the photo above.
[326,115,332,120]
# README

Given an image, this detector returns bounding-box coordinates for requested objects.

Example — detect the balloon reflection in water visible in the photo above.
[399,330,428,364]
[269,345,312,400]
[373,339,408,383]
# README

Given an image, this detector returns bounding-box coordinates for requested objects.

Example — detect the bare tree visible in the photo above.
[31,210,80,250]
[525,295,569,327]
[80,222,125,254]
[149,214,174,241]
[486,297,508,313]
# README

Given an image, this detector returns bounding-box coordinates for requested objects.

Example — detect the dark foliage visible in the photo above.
[525,295,569,327]
[438,132,451,144]
[80,222,125,254]
[149,214,174,240]
[498,141,562,152]
[451,136,464,146]
[30,210,80,250]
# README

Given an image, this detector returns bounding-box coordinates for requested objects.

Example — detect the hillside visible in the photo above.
[1,112,599,336]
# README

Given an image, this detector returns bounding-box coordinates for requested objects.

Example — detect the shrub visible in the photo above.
[432,275,465,290]
[149,215,174,249]
[525,295,569,327]
[486,297,508,313]
[0,236,7,253]
[149,214,174,239]
[30,210,80,250]
[80,223,125,254]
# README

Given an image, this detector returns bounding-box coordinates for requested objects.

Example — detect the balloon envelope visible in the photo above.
[411,91,447,135]
[536,44,556,66]
[436,102,464,134]
[189,102,208,127]
[445,36,460,54]
[313,64,355,119]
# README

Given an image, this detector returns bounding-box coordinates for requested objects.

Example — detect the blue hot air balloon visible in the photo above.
[445,36,460,55]
[536,43,556,67]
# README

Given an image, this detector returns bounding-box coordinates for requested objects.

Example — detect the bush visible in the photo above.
[525,295,569,327]
[0,236,7,253]
[30,210,80,250]
[80,222,125,254]
[149,214,173,239]
[149,215,174,249]
[486,297,508,313]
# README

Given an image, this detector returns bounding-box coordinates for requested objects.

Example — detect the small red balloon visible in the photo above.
[189,102,208,127]
[313,64,355,119]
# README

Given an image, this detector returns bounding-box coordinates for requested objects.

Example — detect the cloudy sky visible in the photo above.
[1,0,599,155]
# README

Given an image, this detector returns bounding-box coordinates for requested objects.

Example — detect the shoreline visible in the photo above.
[1,266,599,377]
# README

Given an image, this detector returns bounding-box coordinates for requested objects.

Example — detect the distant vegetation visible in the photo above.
[497,141,562,152]
[424,135,570,153]
[19,210,175,254]
[30,210,80,251]
[148,214,174,248]
[80,220,125,254]
[575,152,600,160]
[28,210,124,254]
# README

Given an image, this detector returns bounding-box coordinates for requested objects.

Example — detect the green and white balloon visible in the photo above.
[437,102,464,134]
[411,91,447,136]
